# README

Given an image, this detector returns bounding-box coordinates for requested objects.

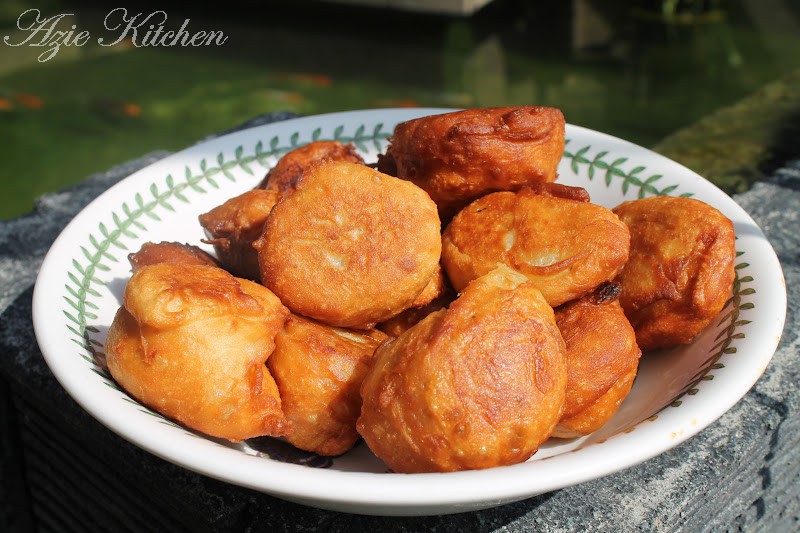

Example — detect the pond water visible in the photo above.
[2,0,799,218]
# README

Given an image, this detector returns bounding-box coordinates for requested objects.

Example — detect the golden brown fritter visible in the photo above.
[198,189,280,280]
[376,269,456,337]
[257,141,365,194]
[268,315,388,456]
[128,241,218,272]
[358,266,567,473]
[408,263,448,309]
[378,106,565,219]
[613,196,736,352]
[556,371,637,438]
[441,187,630,306]
[523,181,591,203]
[552,284,641,438]
[256,160,441,329]
[106,263,289,441]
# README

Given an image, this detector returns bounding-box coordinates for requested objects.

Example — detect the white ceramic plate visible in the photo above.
[32,109,787,516]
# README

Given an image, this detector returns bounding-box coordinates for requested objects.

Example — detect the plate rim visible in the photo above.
[31,108,787,515]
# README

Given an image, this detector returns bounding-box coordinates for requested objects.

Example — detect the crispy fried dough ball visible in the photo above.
[106,264,289,441]
[408,263,448,309]
[378,106,565,219]
[552,284,641,438]
[256,160,441,329]
[268,315,388,456]
[358,267,567,473]
[198,189,280,280]
[441,187,630,306]
[613,196,736,352]
[257,141,365,194]
[376,272,456,337]
[128,241,218,272]
[523,181,591,202]
[375,264,452,337]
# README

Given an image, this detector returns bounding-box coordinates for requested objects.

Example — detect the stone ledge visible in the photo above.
[1,117,797,532]
[652,69,800,195]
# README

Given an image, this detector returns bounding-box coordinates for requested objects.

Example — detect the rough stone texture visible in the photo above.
[1,113,798,532]
[653,69,800,195]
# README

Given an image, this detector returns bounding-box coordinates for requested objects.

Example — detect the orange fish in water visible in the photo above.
[15,93,43,109]
[0,98,12,111]
[283,73,332,87]
[120,103,141,117]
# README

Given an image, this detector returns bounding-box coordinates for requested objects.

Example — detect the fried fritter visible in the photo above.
[256,160,441,329]
[376,269,456,337]
[613,196,736,351]
[408,263,448,309]
[358,266,567,473]
[441,187,630,306]
[268,315,388,456]
[552,284,641,438]
[106,263,289,441]
[198,189,280,280]
[257,141,365,194]
[378,106,565,219]
[128,241,218,272]
[522,181,591,203]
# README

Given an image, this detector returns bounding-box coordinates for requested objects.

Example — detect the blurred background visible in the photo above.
[1,0,799,219]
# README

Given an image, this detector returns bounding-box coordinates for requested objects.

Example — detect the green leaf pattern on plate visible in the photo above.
[667,256,753,408]
[60,125,754,460]
[61,122,390,458]
[563,140,692,198]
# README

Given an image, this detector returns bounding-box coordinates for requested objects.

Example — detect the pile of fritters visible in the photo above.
[105,107,736,474]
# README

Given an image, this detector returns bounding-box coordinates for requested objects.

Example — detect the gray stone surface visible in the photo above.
[1,115,797,532]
